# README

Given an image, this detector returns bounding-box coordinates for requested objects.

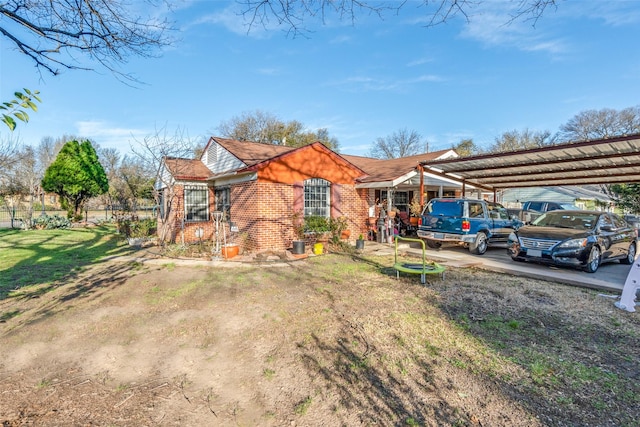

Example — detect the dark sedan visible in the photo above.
[508,210,637,273]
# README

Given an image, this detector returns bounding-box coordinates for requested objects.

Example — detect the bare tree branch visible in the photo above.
[369,128,424,159]
[0,0,174,81]
[237,0,560,34]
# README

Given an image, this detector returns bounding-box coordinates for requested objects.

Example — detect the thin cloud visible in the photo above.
[184,4,272,39]
[257,67,281,76]
[458,3,568,56]
[327,73,444,92]
[407,57,434,67]
[571,2,640,27]
[75,121,149,151]
[330,35,353,44]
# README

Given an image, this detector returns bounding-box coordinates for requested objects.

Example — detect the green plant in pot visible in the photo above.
[328,216,348,244]
[290,210,306,254]
[356,233,365,250]
[304,215,330,242]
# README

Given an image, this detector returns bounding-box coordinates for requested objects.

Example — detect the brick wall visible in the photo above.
[228,181,292,252]
[161,181,370,252]
[230,181,369,252]
[158,185,218,245]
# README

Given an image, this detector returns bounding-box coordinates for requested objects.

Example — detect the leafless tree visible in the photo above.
[0,0,173,80]
[0,135,22,172]
[216,109,340,150]
[559,105,640,212]
[217,110,285,143]
[369,128,424,159]
[0,142,39,227]
[97,147,154,217]
[489,128,555,153]
[559,106,640,142]
[238,0,560,36]
[451,138,482,157]
[131,126,198,244]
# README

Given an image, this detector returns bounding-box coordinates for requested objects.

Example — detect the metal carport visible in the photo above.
[417,133,640,202]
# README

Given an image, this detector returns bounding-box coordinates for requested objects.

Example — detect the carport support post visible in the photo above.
[615,259,640,312]
[418,165,424,206]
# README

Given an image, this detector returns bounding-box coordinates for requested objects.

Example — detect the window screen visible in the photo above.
[185,187,209,221]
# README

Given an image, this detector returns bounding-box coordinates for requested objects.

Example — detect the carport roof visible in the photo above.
[420,133,640,192]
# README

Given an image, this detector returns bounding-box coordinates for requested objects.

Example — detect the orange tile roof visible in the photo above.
[167,137,454,185]
[164,157,213,181]
[343,149,455,183]
[212,137,296,167]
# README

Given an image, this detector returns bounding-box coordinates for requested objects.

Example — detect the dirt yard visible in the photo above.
[0,251,638,426]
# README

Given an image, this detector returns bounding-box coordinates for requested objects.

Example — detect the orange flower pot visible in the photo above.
[221,244,239,259]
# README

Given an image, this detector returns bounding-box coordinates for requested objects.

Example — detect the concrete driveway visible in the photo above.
[369,240,635,294]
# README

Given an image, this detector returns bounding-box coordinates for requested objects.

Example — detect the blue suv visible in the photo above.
[417,198,522,255]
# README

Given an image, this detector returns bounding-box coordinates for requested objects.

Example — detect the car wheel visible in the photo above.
[585,245,601,273]
[621,242,636,265]
[470,232,488,255]
[426,240,442,249]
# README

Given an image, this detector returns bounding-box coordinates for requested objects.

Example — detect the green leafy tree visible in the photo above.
[42,140,108,219]
[1,89,41,130]
[607,183,640,214]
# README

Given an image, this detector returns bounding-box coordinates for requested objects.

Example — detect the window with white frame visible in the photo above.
[184,186,209,221]
[304,178,330,217]
[380,190,409,213]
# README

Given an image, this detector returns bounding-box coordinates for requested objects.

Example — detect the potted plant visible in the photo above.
[221,226,240,259]
[291,210,306,254]
[221,243,239,259]
[304,215,330,242]
[355,233,365,250]
[328,216,348,243]
[409,197,422,226]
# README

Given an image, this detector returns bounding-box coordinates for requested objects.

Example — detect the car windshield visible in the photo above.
[532,212,598,230]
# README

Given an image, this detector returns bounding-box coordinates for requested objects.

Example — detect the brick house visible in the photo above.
[157,137,459,252]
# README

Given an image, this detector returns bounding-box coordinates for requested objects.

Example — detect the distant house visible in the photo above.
[500,185,612,210]
[157,137,460,252]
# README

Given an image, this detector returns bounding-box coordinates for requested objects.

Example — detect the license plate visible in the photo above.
[527,249,542,257]
[434,233,444,239]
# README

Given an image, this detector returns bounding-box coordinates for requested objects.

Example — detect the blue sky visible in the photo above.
[2,0,640,156]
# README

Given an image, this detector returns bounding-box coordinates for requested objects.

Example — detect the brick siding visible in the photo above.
[162,181,370,253]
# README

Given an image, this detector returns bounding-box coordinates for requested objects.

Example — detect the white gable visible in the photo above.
[202,139,246,174]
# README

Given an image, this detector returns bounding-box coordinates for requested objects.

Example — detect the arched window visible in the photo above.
[304,178,330,217]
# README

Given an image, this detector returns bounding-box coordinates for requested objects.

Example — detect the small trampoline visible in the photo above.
[393,236,445,284]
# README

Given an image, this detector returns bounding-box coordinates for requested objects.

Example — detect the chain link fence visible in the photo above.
[0,206,156,229]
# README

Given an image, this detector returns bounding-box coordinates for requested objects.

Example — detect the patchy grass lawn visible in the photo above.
[0,225,133,299]
[0,229,638,426]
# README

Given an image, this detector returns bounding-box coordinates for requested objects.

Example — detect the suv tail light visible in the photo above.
[418,218,422,226]
[462,219,470,232]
